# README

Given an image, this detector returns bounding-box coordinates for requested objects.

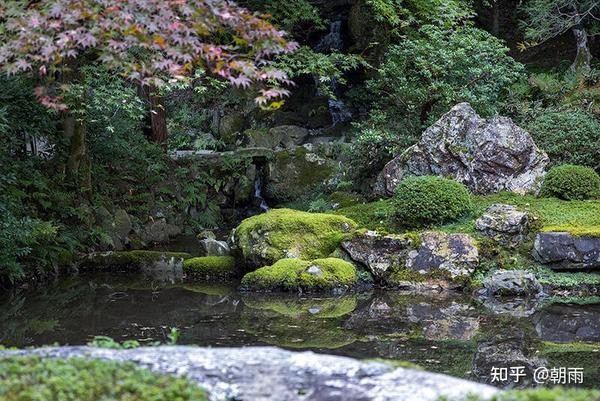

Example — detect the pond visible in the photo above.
[2,273,600,389]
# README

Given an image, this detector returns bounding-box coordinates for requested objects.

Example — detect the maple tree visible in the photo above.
[0,0,296,166]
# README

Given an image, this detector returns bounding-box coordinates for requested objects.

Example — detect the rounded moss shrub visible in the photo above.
[183,256,237,280]
[0,356,207,401]
[527,110,600,168]
[241,257,357,292]
[392,176,472,227]
[540,164,600,200]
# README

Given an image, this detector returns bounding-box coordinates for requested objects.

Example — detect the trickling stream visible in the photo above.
[253,163,269,212]
[2,273,599,389]
[315,21,352,126]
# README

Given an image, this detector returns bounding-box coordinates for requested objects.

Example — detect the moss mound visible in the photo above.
[392,176,472,228]
[0,355,207,401]
[241,258,358,292]
[183,256,238,280]
[81,250,192,270]
[234,208,356,267]
[541,164,600,200]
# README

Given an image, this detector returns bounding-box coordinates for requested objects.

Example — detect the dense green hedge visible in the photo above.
[541,164,600,200]
[0,355,207,401]
[393,176,472,227]
[527,110,600,168]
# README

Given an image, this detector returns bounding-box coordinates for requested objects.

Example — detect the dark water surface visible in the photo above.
[2,273,600,388]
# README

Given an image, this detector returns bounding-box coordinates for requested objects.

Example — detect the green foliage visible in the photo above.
[274,46,366,99]
[366,0,474,27]
[88,336,141,349]
[183,256,238,280]
[368,25,524,135]
[241,258,358,292]
[241,0,325,34]
[527,110,600,167]
[466,387,600,401]
[0,356,207,401]
[392,176,472,227]
[541,164,600,200]
[234,208,357,265]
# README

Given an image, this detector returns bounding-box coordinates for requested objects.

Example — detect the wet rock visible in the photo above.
[1,346,499,401]
[199,238,231,257]
[340,231,415,279]
[141,218,181,244]
[406,231,479,278]
[197,230,216,240]
[375,103,548,196]
[532,303,600,342]
[533,231,600,270]
[475,204,529,246]
[481,270,543,297]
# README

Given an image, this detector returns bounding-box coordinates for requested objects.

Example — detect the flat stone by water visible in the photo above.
[1,346,499,401]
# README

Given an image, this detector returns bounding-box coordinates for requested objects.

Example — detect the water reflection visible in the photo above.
[1,273,600,388]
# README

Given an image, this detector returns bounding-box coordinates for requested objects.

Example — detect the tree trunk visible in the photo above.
[571,26,591,75]
[139,84,168,150]
[491,0,500,37]
[63,112,92,193]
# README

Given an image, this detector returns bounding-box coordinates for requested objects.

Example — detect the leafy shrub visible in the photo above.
[0,356,207,401]
[368,25,524,135]
[527,110,600,168]
[540,164,600,200]
[392,176,472,227]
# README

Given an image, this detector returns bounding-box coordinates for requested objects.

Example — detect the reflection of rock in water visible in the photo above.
[407,302,480,341]
[532,303,600,342]
[481,296,541,318]
[472,328,547,388]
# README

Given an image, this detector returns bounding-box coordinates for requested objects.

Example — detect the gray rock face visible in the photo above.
[341,231,415,279]
[249,125,310,149]
[375,103,548,196]
[199,238,231,257]
[1,346,498,401]
[481,270,543,297]
[406,231,479,278]
[475,204,529,246]
[141,218,181,244]
[533,232,600,270]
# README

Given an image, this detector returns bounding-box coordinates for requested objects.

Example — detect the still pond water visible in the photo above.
[2,273,600,389]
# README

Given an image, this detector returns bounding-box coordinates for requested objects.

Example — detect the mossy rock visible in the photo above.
[241,258,358,293]
[233,208,357,267]
[264,147,336,204]
[80,250,192,271]
[541,224,600,237]
[183,256,238,281]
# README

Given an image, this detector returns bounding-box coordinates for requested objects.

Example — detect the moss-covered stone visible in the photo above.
[241,258,358,292]
[183,256,238,281]
[233,208,357,267]
[541,224,600,237]
[264,147,335,204]
[80,250,192,270]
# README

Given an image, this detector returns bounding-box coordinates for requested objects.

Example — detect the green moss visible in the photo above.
[234,208,357,265]
[0,356,207,401]
[183,256,237,280]
[328,191,364,208]
[540,164,600,201]
[243,295,357,318]
[335,199,396,232]
[241,257,358,292]
[541,225,600,237]
[531,266,600,288]
[366,358,423,370]
[81,250,192,270]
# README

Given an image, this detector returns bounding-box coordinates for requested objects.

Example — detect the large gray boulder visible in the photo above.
[533,231,600,270]
[375,103,549,196]
[1,346,498,401]
[475,204,529,246]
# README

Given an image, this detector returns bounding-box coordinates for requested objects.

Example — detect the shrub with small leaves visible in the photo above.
[393,176,472,227]
[540,164,600,200]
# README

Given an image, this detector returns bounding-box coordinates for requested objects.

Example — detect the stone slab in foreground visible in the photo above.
[2,346,498,401]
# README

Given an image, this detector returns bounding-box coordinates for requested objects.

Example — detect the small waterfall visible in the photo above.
[254,167,269,212]
[315,21,352,126]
